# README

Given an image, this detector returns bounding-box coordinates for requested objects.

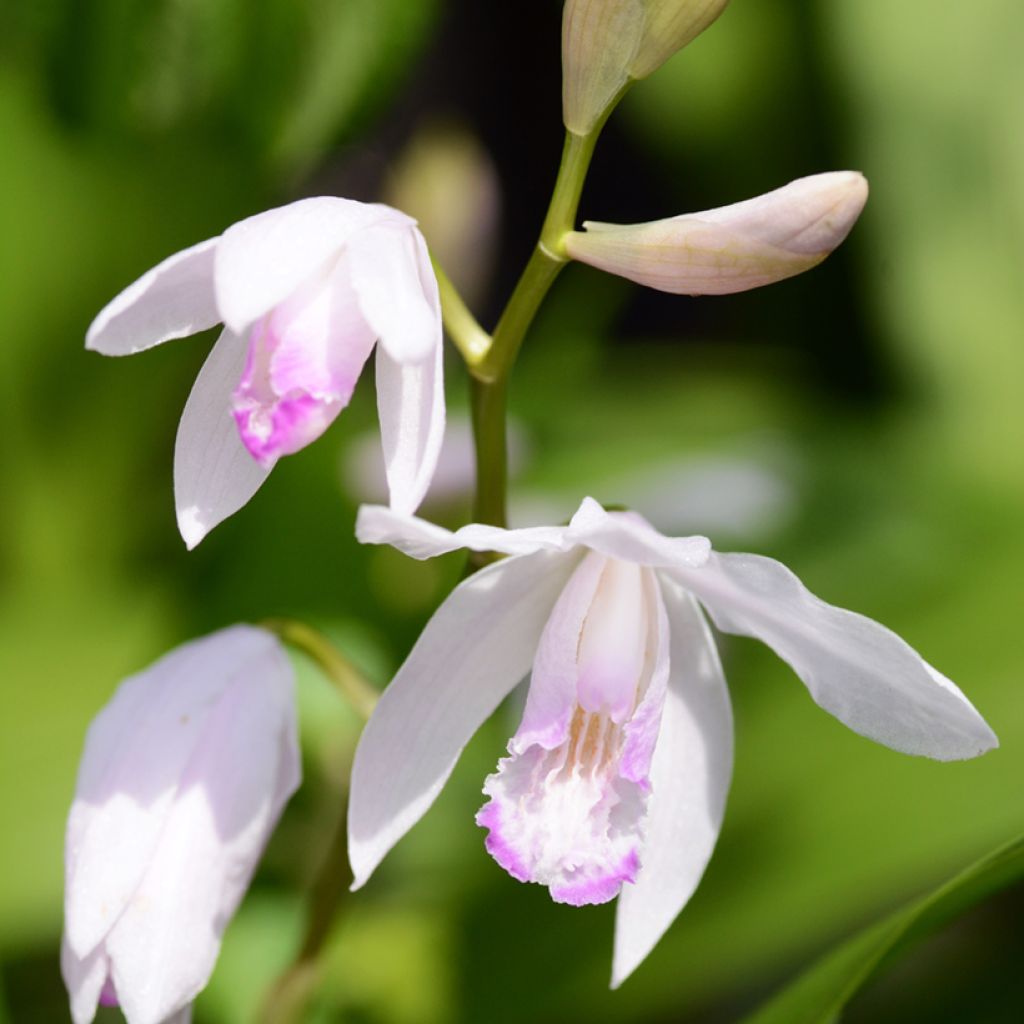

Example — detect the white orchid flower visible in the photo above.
[87,198,445,548]
[61,626,301,1024]
[348,498,996,986]
[565,172,869,295]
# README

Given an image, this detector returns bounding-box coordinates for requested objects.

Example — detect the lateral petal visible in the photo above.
[348,550,578,889]
[673,552,998,760]
[215,198,409,334]
[174,328,271,549]
[612,580,733,987]
[374,335,446,517]
[350,223,440,363]
[86,238,220,356]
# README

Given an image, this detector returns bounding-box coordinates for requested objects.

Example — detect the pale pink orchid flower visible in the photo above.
[348,498,996,986]
[61,626,300,1024]
[565,171,869,295]
[86,198,444,548]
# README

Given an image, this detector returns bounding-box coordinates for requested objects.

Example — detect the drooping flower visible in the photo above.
[348,499,996,986]
[61,626,301,1024]
[563,0,731,135]
[86,198,445,548]
[564,171,869,295]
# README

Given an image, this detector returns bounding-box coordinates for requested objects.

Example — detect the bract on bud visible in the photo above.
[563,0,730,135]
[564,171,869,295]
[61,626,301,1024]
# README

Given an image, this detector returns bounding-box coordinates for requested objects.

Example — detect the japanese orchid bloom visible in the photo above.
[61,626,300,1024]
[86,198,444,548]
[348,498,996,986]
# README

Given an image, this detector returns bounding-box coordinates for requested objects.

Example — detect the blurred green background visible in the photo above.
[1,1,1022,1021]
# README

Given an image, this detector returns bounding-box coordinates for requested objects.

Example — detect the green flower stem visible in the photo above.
[257,798,352,1024]
[467,128,600,529]
[262,618,378,720]
[257,619,376,1023]
[432,259,491,367]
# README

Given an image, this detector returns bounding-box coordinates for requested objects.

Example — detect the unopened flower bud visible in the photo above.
[564,171,869,295]
[61,626,300,1024]
[563,0,730,135]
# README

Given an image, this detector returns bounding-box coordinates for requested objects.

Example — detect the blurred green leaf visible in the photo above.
[744,835,1024,1024]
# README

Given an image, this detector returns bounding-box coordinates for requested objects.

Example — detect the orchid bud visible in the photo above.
[562,0,730,135]
[61,625,301,1024]
[564,171,869,295]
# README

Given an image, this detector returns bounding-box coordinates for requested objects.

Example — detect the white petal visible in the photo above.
[355,504,573,560]
[673,553,998,760]
[86,238,220,356]
[612,580,733,987]
[104,631,299,1024]
[63,626,284,960]
[173,328,271,548]
[350,223,441,363]
[374,336,446,517]
[60,937,107,1024]
[214,198,411,334]
[568,496,711,568]
[348,550,579,888]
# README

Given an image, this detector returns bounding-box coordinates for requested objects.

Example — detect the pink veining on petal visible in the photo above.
[477,556,670,906]
[231,254,377,467]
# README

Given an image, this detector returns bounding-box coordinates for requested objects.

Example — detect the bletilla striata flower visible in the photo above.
[61,626,301,1024]
[563,0,731,134]
[87,198,444,548]
[565,172,869,295]
[348,499,996,986]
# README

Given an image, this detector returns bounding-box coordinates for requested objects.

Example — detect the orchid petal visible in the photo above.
[355,504,572,560]
[613,580,733,987]
[104,634,298,1024]
[674,553,998,760]
[60,938,108,1024]
[565,172,868,296]
[86,238,220,356]
[350,223,440,363]
[568,496,711,567]
[214,198,411,335]
[174,328,271,548]
[348,550,579,889]
[374,335,446,516]
[513,550,607,750]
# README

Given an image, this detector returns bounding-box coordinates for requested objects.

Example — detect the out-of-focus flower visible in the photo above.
[348,498,996,986]
[563,0,730,134]
[565,171,868,294]
[61,626,301,1024]
[343,415,530,509]
[385,119,501,306]
[87,198,444,548]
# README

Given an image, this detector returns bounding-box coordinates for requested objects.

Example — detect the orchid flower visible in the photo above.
[565,171,869,295]
[61,626,300,1024]
[86,198,444,548]
[348,499,996,986]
